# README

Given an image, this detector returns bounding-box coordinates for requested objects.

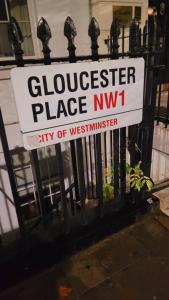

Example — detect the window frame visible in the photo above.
[112,2,143,28]
[0,0,41,61]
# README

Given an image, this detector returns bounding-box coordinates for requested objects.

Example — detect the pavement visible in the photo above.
[1,211,169,300]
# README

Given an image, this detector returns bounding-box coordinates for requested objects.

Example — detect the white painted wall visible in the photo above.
[34,0,91,57]
[0,153,19,235]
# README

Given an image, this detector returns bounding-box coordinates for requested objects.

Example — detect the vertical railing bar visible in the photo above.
[144,68,159,176]
[64,17,86,222]
[45,147,53,207]
[29,153,40,214]
[156,83,162,125]
[55,144,69,230]
[84,138,90,198]
[110,19,120,202]
[104,132,107,183]
[113,130,120,200]
[89,136,95,198]
[120,24,126,201]
[31,150,46,221]
[31,150,46,219]
[69,189,75,215]
[88,17,103,217]
[63,21,80,203]
[122,25,125,58]
[76,139,86,216]
[141,16,159,177]
[89,136,94,198]
[93,135,97,198]
[37,17,70,230]
[128,19,142,203]
[110,131,113,168]
[140,28,149,177]
[70,142,79,201]
[165,87,169,128]
[0,109,24,234]
[120,128,126,197]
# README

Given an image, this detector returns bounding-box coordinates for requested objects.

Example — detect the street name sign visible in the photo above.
[11,58,144,150]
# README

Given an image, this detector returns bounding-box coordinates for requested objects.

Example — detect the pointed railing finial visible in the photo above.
[37,17,51,63]
[8,16,24,65]
[129,18,140,53]
[88,17,100,59]
[64,16,77,61]
[143,20,148,50]
[110,19,120,58]
[148,15,158,50]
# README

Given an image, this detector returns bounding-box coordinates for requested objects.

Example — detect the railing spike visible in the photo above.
[143,20,148,49]
[129,18,140,53]
[88,17,100,59]
[64,16,77,61]
[110,19,120,58]
[110,19,120,39]
[88,17,100,40]
[148,15,158,50]
[64,16,77,40]
[37,17,51,61]
[8,16,24,66]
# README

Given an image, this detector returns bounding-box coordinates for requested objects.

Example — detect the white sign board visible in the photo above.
[11,58,144,150]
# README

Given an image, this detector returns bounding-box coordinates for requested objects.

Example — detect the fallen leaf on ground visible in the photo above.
[58,285,72,297]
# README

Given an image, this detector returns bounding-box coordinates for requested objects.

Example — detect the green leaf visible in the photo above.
[103,183,114,199]
[130,181,136,188]
[135,182,141,192]
[144,176,151,180]
[146,180,153,191]
[129,177,136,183]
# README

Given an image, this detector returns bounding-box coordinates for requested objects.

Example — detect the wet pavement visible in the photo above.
[1,212,169,300]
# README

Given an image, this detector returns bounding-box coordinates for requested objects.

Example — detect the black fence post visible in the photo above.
[64,17,86,221]
[141,16,159,177]
[113,20,126,202]
[128,19,141,167]
[110,19,121,203]
[37,17,69,231]
[128,18,142,203]
[88,17,103,217]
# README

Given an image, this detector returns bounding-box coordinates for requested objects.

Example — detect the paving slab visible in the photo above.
[129,216,169,258]
[80,256,169,300]
[154,188,169,216]
[1,214,169,300]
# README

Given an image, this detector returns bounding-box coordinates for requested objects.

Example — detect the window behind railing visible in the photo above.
[0,0,34,57]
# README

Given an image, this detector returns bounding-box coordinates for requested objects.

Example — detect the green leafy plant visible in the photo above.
[103,161,153,200]
[103,183,114,200]
[127,161,153,192]
[103,167,114,200]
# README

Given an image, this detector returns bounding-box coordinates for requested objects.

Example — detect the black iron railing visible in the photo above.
[0,15,165,239]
